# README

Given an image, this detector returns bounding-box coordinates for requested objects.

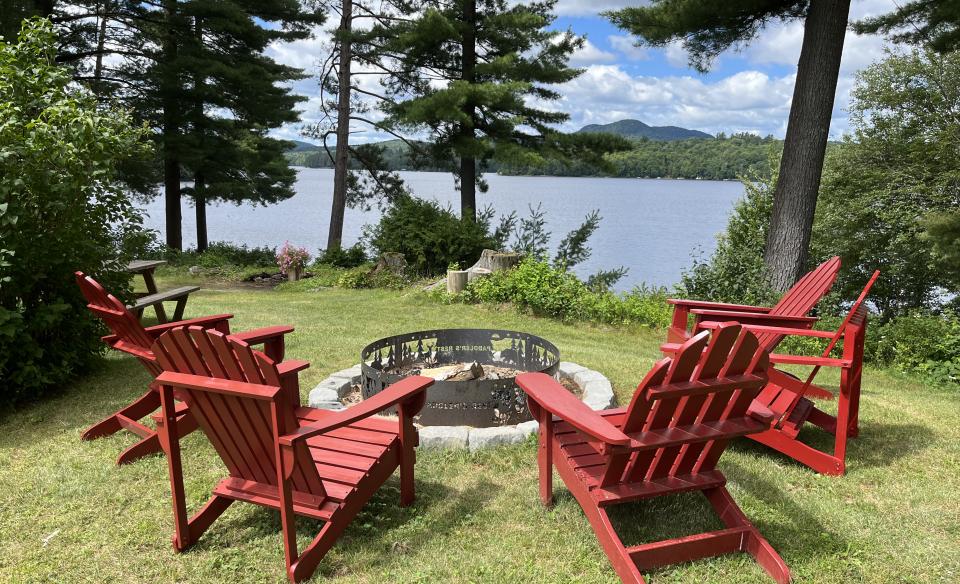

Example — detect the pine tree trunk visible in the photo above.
[328,0,352,250]
[93,1,110,86]
[764,0,850,290]
[195,174,207,252]
[161,0,182,250]
[459,0,477,223]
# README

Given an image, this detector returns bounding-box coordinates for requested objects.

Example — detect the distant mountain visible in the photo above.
[577,119,712,141]
[288,139,320,152]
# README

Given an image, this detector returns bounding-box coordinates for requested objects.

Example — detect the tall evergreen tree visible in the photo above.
[27,1,322,250]
[377,0,590,222]
[854,0,960,52]
[307,0,414,250]
[608,0,851,290]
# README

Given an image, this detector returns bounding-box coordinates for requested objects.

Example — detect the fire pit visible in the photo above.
[360,328,560,426]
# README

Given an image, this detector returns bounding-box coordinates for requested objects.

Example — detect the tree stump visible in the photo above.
[489,252,521,272]
[371,252,407,275]
[447,270,468,294]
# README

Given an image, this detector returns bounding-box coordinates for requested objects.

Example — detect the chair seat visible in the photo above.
[211,407,403,521]
[550,408,731,506]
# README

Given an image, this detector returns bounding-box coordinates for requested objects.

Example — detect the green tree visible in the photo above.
[377,0,606,222]
[20,1,322,250]
[0,19,151,403]
[854,0,960,53]
[306,0,415,251]
[607,0,852,291]
[813,49,960,318]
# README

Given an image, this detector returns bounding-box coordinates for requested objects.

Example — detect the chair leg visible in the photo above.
[538,408,554,507]
[115,409,198,465]
[286,518,350,584]
[704,487,790,584]
[174,495,233,552]
[749,428,845,475]
[581,504,647,584]
[81,388,160,440]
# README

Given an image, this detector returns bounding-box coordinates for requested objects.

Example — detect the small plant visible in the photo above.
[447,261,461,271]
[277,242,311,279]
[317,243,368,268]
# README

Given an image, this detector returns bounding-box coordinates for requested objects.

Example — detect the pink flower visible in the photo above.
[277,241,311,274]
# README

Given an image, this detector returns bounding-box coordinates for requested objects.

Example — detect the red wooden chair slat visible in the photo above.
[718,270,880,475]
[663,256,840,351]
[75,271,298,464]
[152,326,433,583]
[517,323,790,584]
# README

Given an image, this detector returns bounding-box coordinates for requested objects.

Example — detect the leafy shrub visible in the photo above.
[335,268,409,290]
[316,243,368,268]
[144,237,277,269]
[0,20,152,405]
[868,311,960,385]
[678,164,778,306]
[365,194,501,275]
[461,258,671,327]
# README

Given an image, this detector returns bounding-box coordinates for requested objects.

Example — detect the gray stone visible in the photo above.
[558,361,587,378]
[516,420,539,437]
[309,387,339,405]
[188,265,202,276]
[418,426,469,449]
[468,426,525,451]
[582,378,615,410]
[573,369,606,387]
[339,364,363,379]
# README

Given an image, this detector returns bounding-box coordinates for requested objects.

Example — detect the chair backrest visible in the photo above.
[599,323,770,487]
[769,256,841,317]
[75,271,159,373]
[753,256,842,350]
[152,326,326,498]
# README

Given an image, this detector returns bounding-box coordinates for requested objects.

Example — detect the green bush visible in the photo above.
[365,194,499,276]
[316,243,368,268]
[461,258,671,328]
[0,20,152,405]
[869,311,960,385]
[149,240,277,268]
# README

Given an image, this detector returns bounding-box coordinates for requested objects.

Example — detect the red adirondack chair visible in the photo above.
[75,271,304,464]
[666,256,841,344]
[517,323,790,584]
[151,326,434,583]
[698,271,880,475]
[663,256,841,401]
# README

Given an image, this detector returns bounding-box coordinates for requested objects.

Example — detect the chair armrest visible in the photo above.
[231,325,295,345]
[667,299,771,313]
[277,359,310,377]
[279,376,434,446]
[769,354,851,367]
[516,373,631,447]
[747,402,776,426]
[692,310,817,329]
[696,321,835,338]
[144,314,234,338]
[156,371,281,400]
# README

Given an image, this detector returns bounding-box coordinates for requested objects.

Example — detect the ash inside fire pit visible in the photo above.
[361,328,560,427]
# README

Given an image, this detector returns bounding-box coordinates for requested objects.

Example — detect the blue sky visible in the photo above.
[267,0,899,144]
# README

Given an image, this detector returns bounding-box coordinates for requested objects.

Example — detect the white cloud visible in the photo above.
[544,65,799,136]
[554,0,647,17]
[569,39,617,66]
[608,35,648,60]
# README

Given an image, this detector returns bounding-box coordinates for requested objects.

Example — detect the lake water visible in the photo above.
[138,169,745,290]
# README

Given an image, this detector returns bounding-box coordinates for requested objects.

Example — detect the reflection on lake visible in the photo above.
[138,169,745,290]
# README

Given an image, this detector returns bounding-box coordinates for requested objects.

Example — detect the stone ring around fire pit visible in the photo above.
[308,360,616,451]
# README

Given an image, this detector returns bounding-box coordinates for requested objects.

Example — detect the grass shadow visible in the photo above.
[182,476,496,575]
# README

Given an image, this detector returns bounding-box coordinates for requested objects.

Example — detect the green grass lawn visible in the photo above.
[2,281,959,583]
